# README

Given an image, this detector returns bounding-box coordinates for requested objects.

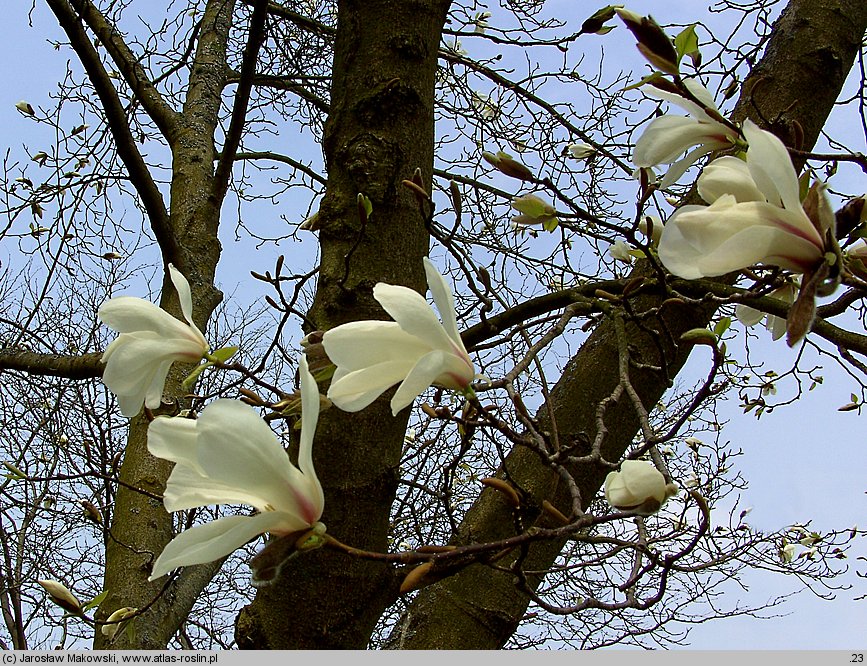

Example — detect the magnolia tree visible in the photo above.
[0,0,865,650]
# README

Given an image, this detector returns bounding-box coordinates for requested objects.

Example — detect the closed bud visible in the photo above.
[400,561,435,594]
[604,460,676,516]
[79,499,103,524]
[835,195,866,240]
[638,215,663,245]
[578,5,623,35]
[37,580,82,615]
[300,212,320,231]
[482,150,535,182]
[616,10,679,76]
[566,142,596,160]
[679,328,718,346]
[480,477,521,508]
[101,607,137,641]
[16,100,35,116]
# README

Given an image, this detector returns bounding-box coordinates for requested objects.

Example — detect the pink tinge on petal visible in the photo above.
[767,213,825,252]
[290,486,320,526]
[441,370,471,390]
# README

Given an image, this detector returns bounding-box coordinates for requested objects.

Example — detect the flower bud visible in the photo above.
[511,193,553,217]
[578,5,623,35]
[604,460,676,516]
[638,215,663,245]
[616,10,679,75]
[15,100,35,116]
[101,607,137,641]
[679,328,718,346]
[482,150,535,182]
[79,499,103,524]
[608,240,633,264]
[37,580,82,615]
[835,195,866,240]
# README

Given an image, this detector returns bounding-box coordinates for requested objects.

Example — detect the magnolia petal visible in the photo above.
[160,462,277,512]
[195,400,306,515]
[681,78,719,112]
[168,264,197,330]
[389,350,452,415]
[424,258,465,352]
[661,220,823,278]
[102,337,200,416]
[698,156,764,203]
[297,355,324,517]
[646,80,710,118]
[657,142,722,190]
[769,314,788,341]
[147,416,201,470]
[99,298,190,339]
[634,115,727,166]
[143,359,175,410]
[322,321,430,371]
[742,119,801,212]
[373,283,455,353]
[328,359,417,412]
[735,303,764,327]
[659,199,824,278]
[621,460,667,503]
[148,512,292,581]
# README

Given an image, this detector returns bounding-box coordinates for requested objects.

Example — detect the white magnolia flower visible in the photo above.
[511,193,557,227]
[322,258,475,416]
[736,281,797,341]
[634,79,739,189]
[609,240,633,263]
[567,142,596,160]
[147,355,324,580]
[604,460,678,515]
[658,120,827,279]
[471,92,497,120]
[98,264,209,417]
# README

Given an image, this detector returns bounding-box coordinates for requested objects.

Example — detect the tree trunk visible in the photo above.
[235,0,452,649]
[93,0,235,649]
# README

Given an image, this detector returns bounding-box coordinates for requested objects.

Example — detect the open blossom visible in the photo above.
[98,264,209,417]
[608,240,633,263]
[147,355,324,581]
[633,79,739,189]
[566,142,596,160]
[322,258,475,416]
[511,193,558,227]
[604,460,678,516]
[658,119,827,279]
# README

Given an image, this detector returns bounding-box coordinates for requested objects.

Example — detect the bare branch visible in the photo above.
[0,350,103,380]
[213,0,270,202]
[44,0,179,267]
